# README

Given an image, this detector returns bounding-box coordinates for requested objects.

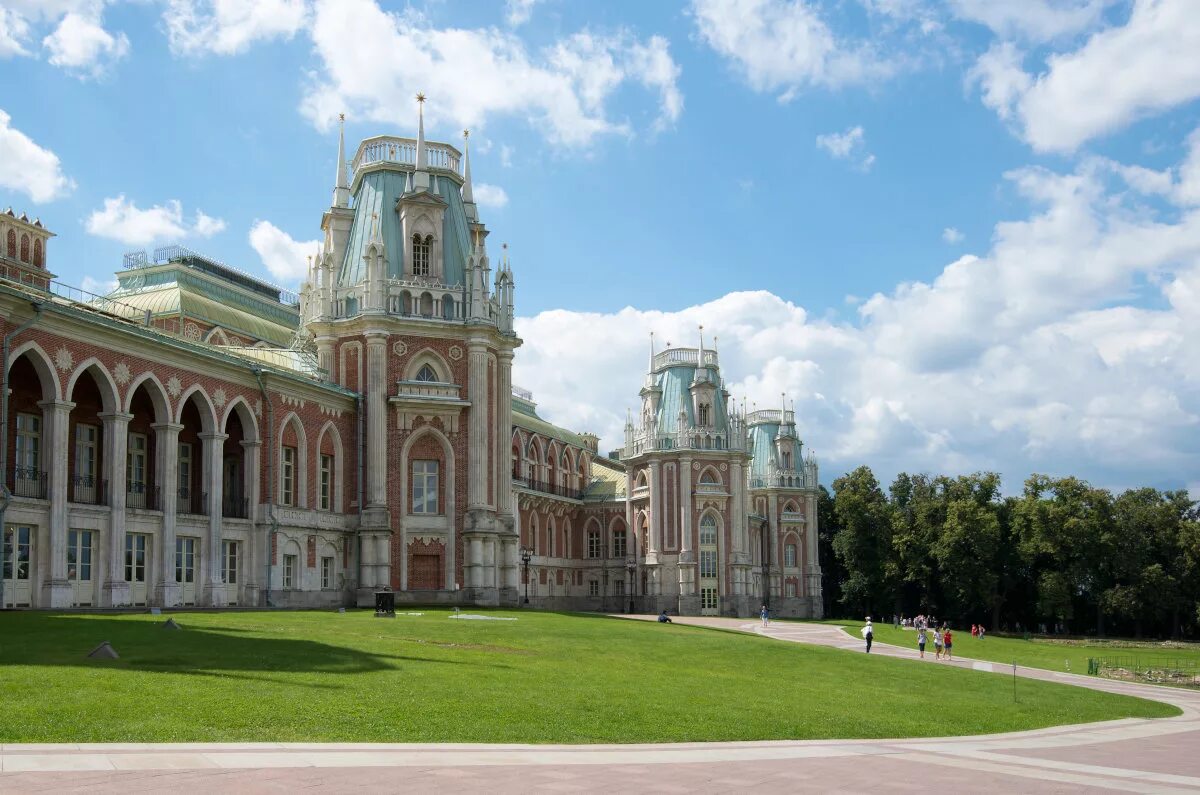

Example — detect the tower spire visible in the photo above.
[462,129,474,205]
[332,112,350,208]
[649,331,655,371]
[415,93,427,170]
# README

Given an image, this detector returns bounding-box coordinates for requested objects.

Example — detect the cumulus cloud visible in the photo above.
[0,109,75,202]
[515,137,1200,492]
[942,227,964,244]
[163,0,308,56]
[0,6,31,57]
[248,219,319,282]
[691,0,908,100]
[505,0,543,27]
[947,0,1116,42]
[85,196,226,246]
[300,0,682,146]
[42,10,129,77]
[968,0,1200,153]
[473,183,509,209]
[816,125,875,170]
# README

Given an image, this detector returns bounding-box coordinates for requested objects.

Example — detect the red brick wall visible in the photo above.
[406,537,445,589]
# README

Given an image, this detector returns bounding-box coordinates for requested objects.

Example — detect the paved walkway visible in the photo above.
[3,617,1199,793]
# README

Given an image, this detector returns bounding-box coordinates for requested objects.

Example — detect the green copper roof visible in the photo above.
[748,422,780,480]
[586,456,627,500]
[654,364,729,433]
[338,171,470,288]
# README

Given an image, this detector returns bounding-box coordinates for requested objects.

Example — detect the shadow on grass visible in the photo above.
[0,614,483,677]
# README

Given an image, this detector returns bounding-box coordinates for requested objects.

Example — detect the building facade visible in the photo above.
[0,101,821,617]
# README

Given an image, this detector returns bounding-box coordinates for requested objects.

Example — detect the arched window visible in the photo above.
[782,451,791,470]
[6,229,15,257]
[699,468,719,486]
[32,239,43,268]
[415,364,438,382]
[699,514,718,545]
[442,295,455,319]
[612,525,626,558]
[698,403,710,425]
[19,234,29,263]
[785,543,797,568]
[587,528,601,558]
[412,234,431,276]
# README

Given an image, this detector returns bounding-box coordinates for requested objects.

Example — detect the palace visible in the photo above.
[0,101,822,617]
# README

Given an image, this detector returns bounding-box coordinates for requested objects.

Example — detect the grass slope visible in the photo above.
[0,610,1178,743]
[812,619,1200,676]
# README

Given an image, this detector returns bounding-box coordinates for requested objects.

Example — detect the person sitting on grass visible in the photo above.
[943,626,954,660]
[658,610,672,624]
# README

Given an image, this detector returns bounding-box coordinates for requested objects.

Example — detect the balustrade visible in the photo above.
[351,136,462,176]
[70,475,107,505]
[7,467,47,499]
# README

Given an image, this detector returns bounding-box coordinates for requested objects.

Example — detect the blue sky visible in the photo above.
[2,0,1200,494]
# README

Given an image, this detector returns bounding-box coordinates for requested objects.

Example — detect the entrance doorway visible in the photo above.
[124,532,150,605]
[176,536,198,605]
[2,525,33,607]
[67,529,94,606]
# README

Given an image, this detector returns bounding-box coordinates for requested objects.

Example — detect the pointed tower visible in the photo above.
[413,92,430,192]
[462,129,478,222]
[332,113,350,208]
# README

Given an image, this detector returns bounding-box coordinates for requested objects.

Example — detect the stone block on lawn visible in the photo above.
[87,641,119,659]
[162,618,182,630]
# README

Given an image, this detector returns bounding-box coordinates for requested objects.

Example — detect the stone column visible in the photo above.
[466,338,489,511]
[677,455,695,604]
[806,492,822,615]
[364,332,389,516]
[152,422,183,607]
[767,492,779,600]
[241,439,262,604]
[315,336,335,383]
[38,399,74,608]
[200,432,228,607]
[648,460,662,555]
[496,351,514,525]
[100,411,133,607]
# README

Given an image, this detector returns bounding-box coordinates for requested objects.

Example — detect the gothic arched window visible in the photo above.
[32,239,42,268]
[412,234,432,276]
[782,451,791,471]
[698,403,710,425]
[5,229,14,257]
[19,234,29,263]
[415,364,438,382]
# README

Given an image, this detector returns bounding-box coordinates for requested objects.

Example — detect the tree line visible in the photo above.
[817,467,1200,639]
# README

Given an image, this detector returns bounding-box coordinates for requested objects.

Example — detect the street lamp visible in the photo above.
[520,546,533,605]
[625,557,636,614]
[761,519,771,611]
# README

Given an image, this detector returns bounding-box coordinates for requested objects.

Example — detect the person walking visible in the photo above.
[943,626,954,660]
[917,626,927,658]
[933,626,944,660]
[760,604,770,627]
[861,617,874,653]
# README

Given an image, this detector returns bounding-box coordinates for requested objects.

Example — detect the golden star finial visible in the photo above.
[416,92,426,104]
[338,112,345,122]
[463,129,470,139]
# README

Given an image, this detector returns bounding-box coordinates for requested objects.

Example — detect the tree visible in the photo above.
[816,485,845,617]
[831,466,893,617]
[930,474,1003,623]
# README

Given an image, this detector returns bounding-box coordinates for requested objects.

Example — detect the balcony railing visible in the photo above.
[746,409,796,426]
[126,482,160,510]
[222,496,249,519]
[351,135,463,176]
[177,487,208,516]
[70,475,107,505]
[513,477,586,501]
[394,381,462,401]
[7,467,47,499]
[652,347,719,371]
[750,471,814,489]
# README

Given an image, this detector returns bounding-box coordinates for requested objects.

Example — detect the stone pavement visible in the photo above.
[2,616,1198,794]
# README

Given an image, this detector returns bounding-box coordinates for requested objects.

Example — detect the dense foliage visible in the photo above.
[822,467,1200,639]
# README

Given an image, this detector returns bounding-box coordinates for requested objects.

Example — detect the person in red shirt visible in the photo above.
[943,626,954,660]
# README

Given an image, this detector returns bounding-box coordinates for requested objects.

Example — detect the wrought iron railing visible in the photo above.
[7,466,47,499]
[514,477,586,501]
[70,475,107,505]
[126,481,160,510]
[222,496,249,519]
[177,486,208,516]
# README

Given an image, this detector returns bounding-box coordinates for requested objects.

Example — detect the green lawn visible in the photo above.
[0,610,1179,743]
[810,619,1200,677]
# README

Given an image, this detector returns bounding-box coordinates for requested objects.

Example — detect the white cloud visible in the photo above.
[942,227,964,243]
[42,10,129,77]
[691,0,904,100]
[969,0,1200,153]
[301,0,682,147]
[85,196,226,246]
[0,7,31,57]
[473,183,509,209]
[505,0,543,27]
[816,125,875,170]
[515,140,1200,492]
[0,109,75,202]
[81,275,117,296]
[164,0,308,56]
[947,0,1116,42]
[248,219,319,282]
[500,144,514,168]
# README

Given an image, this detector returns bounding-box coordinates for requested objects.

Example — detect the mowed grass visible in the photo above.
[0,610,1179,743]
[809,619,1200,677]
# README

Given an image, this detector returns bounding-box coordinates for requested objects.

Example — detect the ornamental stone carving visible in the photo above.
[212,388,228,409]
[720,463,728,471]
[448,345,463,361]
[393,340,408,357]
[183,322,202,340]
[113,362,131,385]
[692,461,701,470]
[54,346,73,372]
[166,376,182,398]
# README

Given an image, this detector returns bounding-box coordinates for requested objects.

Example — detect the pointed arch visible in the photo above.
[316,419,344,512]
[277,411,308,507]
[546,514,557,557]
[204,327,230,345]
[8,340,60,401]
[122,371,171,423]
[781,499,800,514]
[528,511,540,554]
[698,465,721,486]
[400,423,455,518]
[174,384,217,433]
[403,347,452,382]
[65,357,119,414]
[220,396,260,442]
[634,469,648,491]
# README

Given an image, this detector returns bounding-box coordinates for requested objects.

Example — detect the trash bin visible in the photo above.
[374,590,395,618]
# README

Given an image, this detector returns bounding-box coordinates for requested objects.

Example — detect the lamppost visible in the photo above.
[520,546,533,605]
[625,557,636,614]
